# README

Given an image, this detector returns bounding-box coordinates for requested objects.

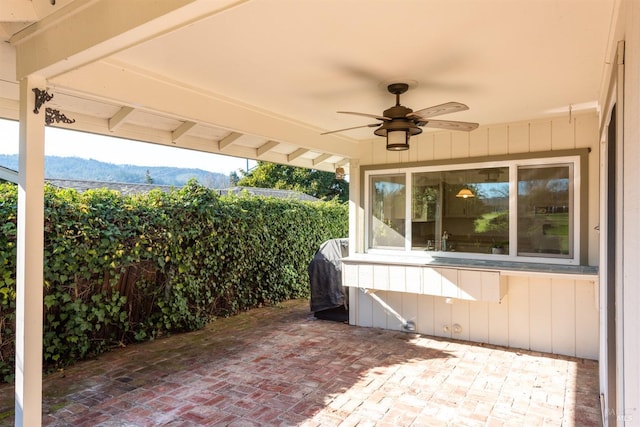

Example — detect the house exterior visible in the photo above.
[342,118,600,361]
[0,1,638,425]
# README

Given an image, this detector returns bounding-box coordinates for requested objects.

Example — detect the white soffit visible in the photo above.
[0,0,615,171]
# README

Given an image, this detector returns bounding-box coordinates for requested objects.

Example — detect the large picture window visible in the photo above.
[366,155,581,264]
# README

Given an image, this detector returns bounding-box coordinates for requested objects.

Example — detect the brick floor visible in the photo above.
[0,299,601,426]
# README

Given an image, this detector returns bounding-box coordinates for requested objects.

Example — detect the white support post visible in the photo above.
[348,159,362,254]
[15,75,46,427]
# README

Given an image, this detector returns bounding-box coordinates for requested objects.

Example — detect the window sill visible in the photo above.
[342,253,598,281]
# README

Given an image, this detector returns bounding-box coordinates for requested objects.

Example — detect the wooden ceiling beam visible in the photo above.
[287,148,308,162]
[218,131,242,150]
[108,106,135,132]
[256,140,279,157]
[312,153,331,166]
[172,121,197,143]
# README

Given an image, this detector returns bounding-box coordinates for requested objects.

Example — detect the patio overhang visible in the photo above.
[0,0,627,426]
[1,0,615,174]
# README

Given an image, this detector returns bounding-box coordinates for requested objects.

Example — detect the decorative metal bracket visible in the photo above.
[45,108,75,125]
[33,88,54,114]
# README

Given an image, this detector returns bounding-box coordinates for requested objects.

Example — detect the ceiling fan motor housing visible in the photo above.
[374,104,423,137]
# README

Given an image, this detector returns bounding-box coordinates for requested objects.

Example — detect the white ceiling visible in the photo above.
[0,0,616,172]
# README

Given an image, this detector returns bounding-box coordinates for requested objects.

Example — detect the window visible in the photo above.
[366,155,581,264]
[411,168,509,254]
[517,165,572,257]
[370,174,406,248]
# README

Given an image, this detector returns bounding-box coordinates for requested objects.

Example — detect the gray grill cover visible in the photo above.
[308,238,349,312]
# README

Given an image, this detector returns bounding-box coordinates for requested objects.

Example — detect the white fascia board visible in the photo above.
[10,0,246,79]
[49,60,360,159]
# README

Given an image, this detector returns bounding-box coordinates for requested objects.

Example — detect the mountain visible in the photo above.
[0,155,230,188]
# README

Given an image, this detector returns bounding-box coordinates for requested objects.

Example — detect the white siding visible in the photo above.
[350,114,601,359]
[350,276,599,359]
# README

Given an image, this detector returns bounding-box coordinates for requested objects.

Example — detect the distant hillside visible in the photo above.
[0,155,230,188]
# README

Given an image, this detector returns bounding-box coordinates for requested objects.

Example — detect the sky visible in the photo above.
[0,118,255,175]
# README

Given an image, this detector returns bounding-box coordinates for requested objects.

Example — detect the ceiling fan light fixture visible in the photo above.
[386,130,410,151]
[456,188,475,199]
[375,119,422,151]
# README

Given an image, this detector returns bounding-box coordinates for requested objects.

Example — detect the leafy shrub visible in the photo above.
[0,180,347,382]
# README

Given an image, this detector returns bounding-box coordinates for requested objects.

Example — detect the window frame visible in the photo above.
[363,153,583,265]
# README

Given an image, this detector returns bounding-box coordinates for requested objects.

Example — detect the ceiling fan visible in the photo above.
[322,83,479,151]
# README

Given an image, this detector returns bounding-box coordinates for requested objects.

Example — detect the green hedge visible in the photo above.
[0,180,347,383]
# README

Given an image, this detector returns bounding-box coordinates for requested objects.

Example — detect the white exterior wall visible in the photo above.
[348,276,598,359]
[606,0,640,422]
[356,113,600,265]
[348,113,600,359]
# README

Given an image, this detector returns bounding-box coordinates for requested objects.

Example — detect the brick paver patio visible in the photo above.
[0,299,601,426]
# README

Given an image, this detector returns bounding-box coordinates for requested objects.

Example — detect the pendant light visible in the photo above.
[456,187,475,198]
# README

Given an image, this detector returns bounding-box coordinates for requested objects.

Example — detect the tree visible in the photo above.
[236,161,349,202]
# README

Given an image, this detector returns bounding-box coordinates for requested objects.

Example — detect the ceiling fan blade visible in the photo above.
[321,123,380,135]
[338,111,390,121]
[408,102,469,119]
[419,119,479,132]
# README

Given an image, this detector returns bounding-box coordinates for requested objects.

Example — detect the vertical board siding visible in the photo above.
[488,125,509,155]
[440,268,459,298]
[528,277,553,353]
[488,295,510,347]
[386,291,403,330]
[575,114,598,149]
[351,276,598,359]
[551,117,575,150]
[402,293,419,328]
[433,297,453,338]
[459,269,483,300]
[451,132,470,158]
[388,265,406,292]
[416,294,435,335]
[575,279,599,359]
[405,267,422,294]
[360,114,596,166]
[356,288,374,327]
[530,120,552,151]
[469,127,490,157]
[551,279,576,355]
[373,265,389,290]
[451,300,471,341]
[434,133,452,160]
[469,301,490,343]
[351,113,600,359]
[508,122,530,154]
[423,267,442,295]
[372,291,389,329]
[507,276,531,350]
